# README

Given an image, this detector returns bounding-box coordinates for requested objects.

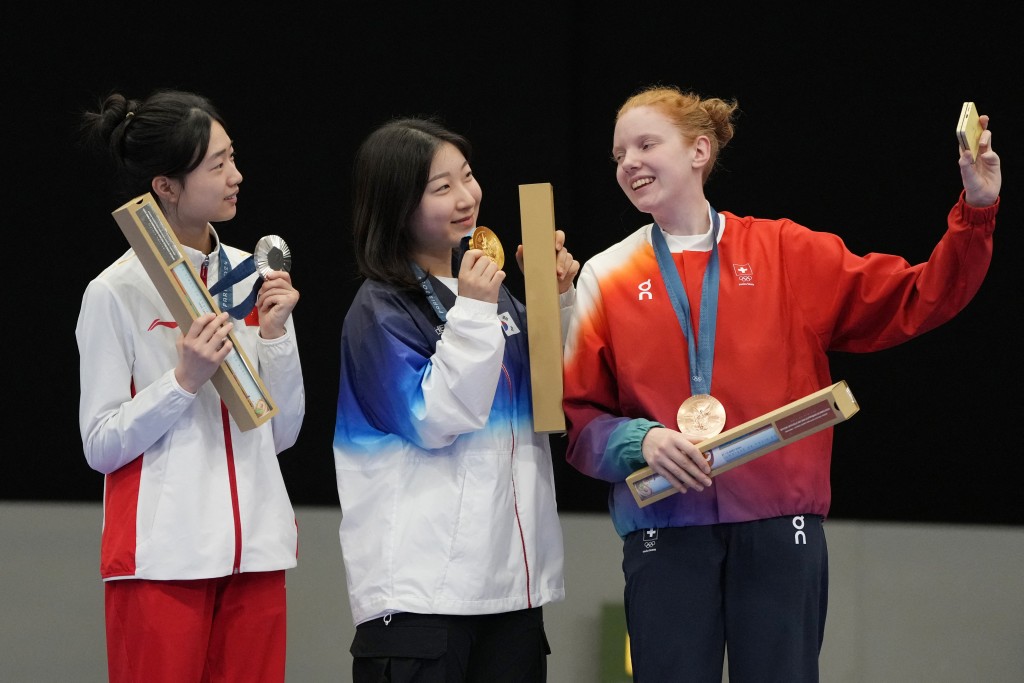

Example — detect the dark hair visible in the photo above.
[351,117,473,290]
[80,89,225,204]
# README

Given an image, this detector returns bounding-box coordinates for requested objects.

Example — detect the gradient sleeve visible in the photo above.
[336,286,504,452]
[562,261,649,482]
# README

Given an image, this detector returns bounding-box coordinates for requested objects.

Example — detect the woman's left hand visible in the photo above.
[961,113,1001,208]
[552,229,580,294]
[257,270,300,339]
[514,229,580,294]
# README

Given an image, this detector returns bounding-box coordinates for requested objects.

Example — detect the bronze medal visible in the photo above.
[254,235,292,278]
[676,394,726,441]
[471,226,504,269]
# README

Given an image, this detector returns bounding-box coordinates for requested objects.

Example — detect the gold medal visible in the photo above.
[471,226,504,269]
[254,235,292,278]
[676,394,726,441]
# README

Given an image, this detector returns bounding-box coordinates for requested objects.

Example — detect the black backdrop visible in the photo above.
[4,4,1021,525]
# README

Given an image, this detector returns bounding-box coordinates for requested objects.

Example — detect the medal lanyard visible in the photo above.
[209,236,294,319]
[411,262,450,322]
[650,207,721,396]
[203,248,235,313]
[208,248,265,319]
[411,237,473,323]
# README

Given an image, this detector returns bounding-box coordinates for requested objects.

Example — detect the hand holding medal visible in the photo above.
[470,226,505,269]
[209,234,293,319]
[253,235,292,278]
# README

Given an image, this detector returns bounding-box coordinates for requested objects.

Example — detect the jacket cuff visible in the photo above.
[608,418,664,471]
[959,190,1000,225]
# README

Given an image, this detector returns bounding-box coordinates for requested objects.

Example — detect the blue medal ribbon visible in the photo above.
[411,236,473,323]
[650,206,721,396]
[208,250,261,319]
[209,235,293,319]
[411,262,451,322]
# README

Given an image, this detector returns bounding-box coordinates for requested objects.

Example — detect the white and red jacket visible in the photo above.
[77,230,305,581]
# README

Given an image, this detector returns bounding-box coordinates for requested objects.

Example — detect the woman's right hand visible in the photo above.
[641,426,714,494]
[458,249,505,304]
[174,311,234,394]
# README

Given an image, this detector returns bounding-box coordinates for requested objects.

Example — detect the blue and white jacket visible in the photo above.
[333,273,570,625]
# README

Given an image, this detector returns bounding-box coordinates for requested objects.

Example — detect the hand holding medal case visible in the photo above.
[626,381,860,508]
[111,192,278,431]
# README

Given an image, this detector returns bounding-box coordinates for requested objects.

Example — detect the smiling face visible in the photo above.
[409,141,482,274]
[612,104,704,227]
[176,120,243,226]
[156,119,243,246]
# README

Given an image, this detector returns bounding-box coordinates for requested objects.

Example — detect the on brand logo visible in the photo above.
[638,279,653,301]
[793,515,807,545]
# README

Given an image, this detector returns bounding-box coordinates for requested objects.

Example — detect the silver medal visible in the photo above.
[254,235,292,277]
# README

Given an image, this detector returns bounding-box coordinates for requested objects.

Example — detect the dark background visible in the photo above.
[4,4,1020,525]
